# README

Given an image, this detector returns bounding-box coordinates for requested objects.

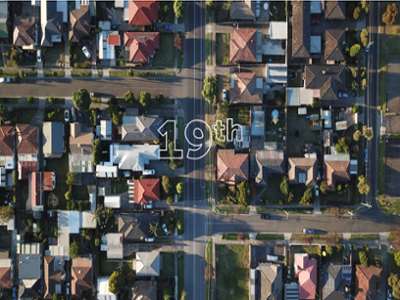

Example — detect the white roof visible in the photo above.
[98,32,116,61]
[115,0,124,8]
[104,196,121,209]
[96,165,118,178]
[298,107,307,115]
[100,120,112,140]
[269,22,287,40]
[310,36,321,53]
[58,211,70,260]
[68,211,81,234]
[322,110,332,128]
[82,211,97,229]
[106,233,123,259]
[109,144,160,171]
[335,120,348,131]
[97,277,117,300]
[287,88,313,106]
[266,64,287,83]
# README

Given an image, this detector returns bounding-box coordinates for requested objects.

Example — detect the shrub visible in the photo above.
[127,68,134,77]
[350,44,361,57]
[119,61,125,67]
[27,95,35,104]
[353,6,361,20]
[73,54,78,60]
[166,196,174,205]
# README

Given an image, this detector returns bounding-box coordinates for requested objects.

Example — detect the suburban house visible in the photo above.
[40,0,64,47]
[101,233,123,259]
[325,1,346,20]
[322,264,352,300]
[230,72,263,105]
[14,17,36,49]
[324,153,351,191]
[325,29,345,64]
[304,66,346,101]
[43,122,64,158]
[30,171,55,211]
[104,195,121,209]
[69,5,90,42]
[288,157,318,187]
[124,32,160,63]
[0,1,8,39]
[43,255,66,300]
[354,265,383,300]
[134,178,160,205]
[294,254,317,300]
[97,277,117,300]
[128,1,159,26]
[251,107,265,137]
[291,1,310,61]
[135,252,160,277]
[250,263,282,300]
[18,244,43,300]
[255,148,285,186]
[0,254,12,289]
[18,161,37,180]
[217,150,249,185]
[118,213,159,243]
[69,123,94,173]
[130,281,157,300]
[120,115,163,143]
[230,29,262,63]
[71,257,93,299]
[99,30,120,62]
[230,0,256,20]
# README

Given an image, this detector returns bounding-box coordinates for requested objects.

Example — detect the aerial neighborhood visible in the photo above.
[0,1,397,300]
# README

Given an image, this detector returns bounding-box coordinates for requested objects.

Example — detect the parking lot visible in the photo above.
[385,138,400,198]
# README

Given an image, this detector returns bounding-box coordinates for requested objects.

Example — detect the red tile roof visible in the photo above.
[43,172,54,191]
[217,150,249,185]
[324,160,350,191]
[71,258,93,299]
[295,254,317,299]
[129,1,159,26]
[0,266,12,289]
[124,32,160,63]
[16,124,37,154]
[18,161,37,180]
[31,172,41,207]
[134,178,160,205]
[230,29,257,63]
[107,34,120,46]
[355,265,383,300]
[0,127,14,156]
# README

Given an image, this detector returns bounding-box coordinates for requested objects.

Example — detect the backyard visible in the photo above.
[216,33,230,65]
[44,154,69,209]
[159,252,176,300]
[99,252,120,275]
[110,180,128,194]
[72,185,89,200]
[216,244,249,300]
[229,107,250,125]
[152,33,175,67]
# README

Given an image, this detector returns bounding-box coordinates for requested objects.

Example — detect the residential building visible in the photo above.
[294,254,317,300]
[354,265,382,300]
[18,245,43,300]
[0,1,8,39]
[120,115,163,143]
[250,263,282,300]
[69,5,90,42]
[322,264,351,300]
[230,1,256,20]
[30,172,55,211]
[0,255,12,289]
[97,277,117,300]
[43,122,64,158]
[230,72,263,105]
[134,178,160,205]
[135,252,160,277]
[14,17,36,49]
[291,1,310,60]
[217,150,249,185]
[104,195,121,209]
[69,123,93,173]
[251,107,265,137]
[124,32,159,63]
[40,0,64,47]
[130,281,157,300]
[128,1,159,26]
[285,283,299,300]
[71,257,93,299]
[255,148,285,186]
[288,157,318,187]
[101,233,123,259]
[230,29,262,63]
[43,255,65,300]
[234,125,251,149]
[324,153,351,191]
[325,1,346,20]
[269,21,287,40]
[98,31,120,62]
[118,213,159,243]
[325,29,345,64]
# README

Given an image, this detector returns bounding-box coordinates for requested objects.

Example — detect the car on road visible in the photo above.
[162,223,170,235]
[145,237,155,243]
[311,19,321,25]
[82,46,91,59]
[11,77,22,83]
[37,49,41,63]
[366,45,370,53]
[143,203,153,210]
[70,107,77,122]
[222,89,227,100]
[315,186,319,197]
[0,77,11,83]
[364,148,368,163]
[64,109,70,122]
[260,214,270,220]
[303,229,315,234]
[90,92,99,97]
[388,290,392,300]
[12,286,17,300]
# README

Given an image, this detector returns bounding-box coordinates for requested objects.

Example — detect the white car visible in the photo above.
[142,169,155,175]
[145,237,155,243]
[162,223,170,235]
[303,229,315,234]
[143,203,153,210]
[82,46,91,59]
[0,77,10,83]
[315,186,319,197]
[37,49,42,63]
[222,89,227,100]
[64,109,70,122]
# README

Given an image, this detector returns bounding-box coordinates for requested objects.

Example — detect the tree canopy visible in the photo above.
[360,29,369,47]
[350,44,361,57]
[72,89,91,111]
[92,138,102,166]
[236,181,252,207]
[162,176,175,195]
[176,182,184,194]
[69,241,81,259]
[280,176,289,196]
[359,251,369,268]
[173,1,185,18]
[109,270,125,294]
[357,175,371,195]
[138,91,151,107]
[382,3,399,25]
[388,272,400,299]
[300,188,313,206]
[0,206,14,223]
[124,91,135,105]
[362,125,374,140]
[202,76,217,103]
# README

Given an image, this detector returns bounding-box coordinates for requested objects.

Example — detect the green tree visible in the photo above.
[150,222,158,237]
[350,44,361,57]
[173,1,185,18]
[138,91,151,107]
[163,289,172,300]
[280,176,289,197]
[287,192,294,204]
[69,241,81,259]
[353,130,362,142]
[65,187,73,201]
[383,3,399,25]
[300,188,313,206]
[395,251,400,267]
[176,182,184,194]
[359,251,369,268]
[162,176,174,195]
[357,175,371,195]
[27,95,35,104]
[236,181,252,207]
[361,1,370,13]
[81,229,91,241]
[311,98,321,108]
[360,29,369,47]
[361,78,367,89]
[72,89,91,111]
[155,92,165,104]
[334,143,342,153]
[95,238,100,247]
[66,172,77,185]
[206,0,217,12]
[180,290,187,300]
[388,272,400,299]
[92,138,102,166]
[202,76,217,103]
[177,219,184,231]
[53,293,61,300]
[166,196,174,205]
[320,181,328,194]
[325,245,333,255]
[362,125,374,140]
[0,206,14,223]
[350,66,358,78]
[109,270,124,294]
[124,91,135,105]
[112,112,123,125]
[353,6,361,20]
[338,137,349,153]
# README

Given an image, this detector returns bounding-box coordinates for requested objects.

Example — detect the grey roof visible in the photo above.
[135,252,160,277]
[19,254,42,279]
[42,11,63,47]
[322,265,347,300]
[230,1,255,20]
[324,29,345,62]
[256,150,285,186]
[121,116,163,143]
[118,213,160,243]
[19,278,42,299]
[304,66,346,101]
[292,1,310,59]
[43,122,64,156]
[258,263,283,300]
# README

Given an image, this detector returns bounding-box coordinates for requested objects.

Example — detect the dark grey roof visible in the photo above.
[42,11,63,47]
[258,263,283,300]
[324,29,345,62]
[325,1,346,20]
[19,278,42,299]
[292,1,310,59]
[118,213,160,242]
[322,265,347,300]
[43,122,64,156]
[305,66,346,100]
[230,2,255,20]
[255,150,285,186]
[121,116,163,143]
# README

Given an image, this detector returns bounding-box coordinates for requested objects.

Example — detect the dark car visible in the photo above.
[70,107,77,123]
[78,111,87,124]
[64,122,70,136]
[11,77,22,83]
[261,214,270,220]
[311,19,321,25]
[230,67,239,73]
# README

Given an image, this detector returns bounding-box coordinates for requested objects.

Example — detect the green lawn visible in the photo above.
[159,1,175,23]
[160,252,175,277]
[216,244,249,300]
[99,252,120,275]
[206,238,212,265]
[206,33,213,66]
[222,233,249,240]
[322,246,343,264]
[153,33,175,66]
[216,33,230,65]
[45,97,65,105]
[291,234,343,241]
[73,185,89,200]
[177,49,184,71]
[353,248,381,265]
[257,175,283,204]
[0,230,11,249]
[229,107,250,125]
[288,71,302,87]
[44,154,69,210]
[216,74,230,103]
[269,1,286,21]
[378,198,400,215]
[178,251,184,299]
[256,234,284,240]
[216,1,231,22]
[215,206,250,214]
[350,234,380,240]
[320,182,355,205]
[71,70,92,77]
[17,109,37,123]
[19,180,29,210]
[387,249,400,274]
[43,43,65,64]
[0,97,38,105]
[256,207,312,215]
[110,180,128,194]
[44,108,64,122]
[109,70,175,78]
[378,138,386,196]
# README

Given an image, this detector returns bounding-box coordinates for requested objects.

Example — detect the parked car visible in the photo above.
[388,290,392,300]
[230,67,239,73]
[315,186,319,197]
[143,203,153,210]
[66,283,70,295]
[303,229,315,234]
[142,169,155,175]
[366,45,370,53]
[311,19,321,25]
[222,89,227,100]
[162,223,170,235]
[12,287,17,300]
[0,77,11,83]
[37,49,41,63]
[82,46,91,59]
[260,214,270,220]
[64,122,70,136]
[78,111,86,123]
[364,148,368,163]
[70,107,77,122]
[8,201,15,209]
[145,237,155,243]
[11,77,22,83]
[64,109,70,122]
[338,92,349,98]
[90,92,99,97]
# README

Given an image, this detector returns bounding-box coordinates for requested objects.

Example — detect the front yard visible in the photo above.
[216,33,230,65]
[43,43,65,65]
[152,33,175,67]
[257,175,283,204]
[216,74,230,103]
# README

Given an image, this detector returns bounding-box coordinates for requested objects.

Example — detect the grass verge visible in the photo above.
[256,233,284,240]
[350,234,380,240]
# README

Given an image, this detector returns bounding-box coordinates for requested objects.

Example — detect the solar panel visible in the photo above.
[269,66,287,71]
